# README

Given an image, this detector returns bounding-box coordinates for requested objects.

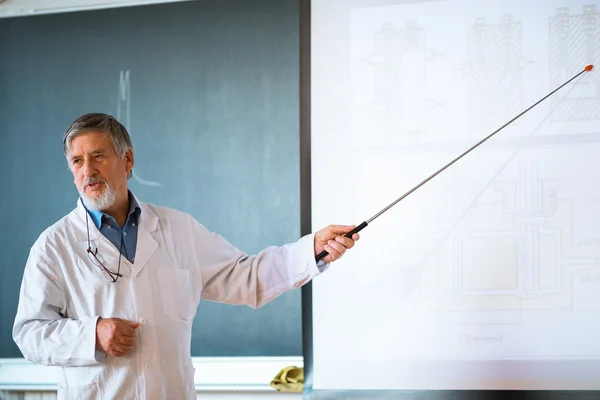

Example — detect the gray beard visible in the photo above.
[80,184,117,212]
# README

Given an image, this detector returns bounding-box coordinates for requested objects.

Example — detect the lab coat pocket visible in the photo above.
[57,381,101,400]
[156,268,195,322]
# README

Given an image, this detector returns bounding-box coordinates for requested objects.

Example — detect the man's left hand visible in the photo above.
[314,225,360,264]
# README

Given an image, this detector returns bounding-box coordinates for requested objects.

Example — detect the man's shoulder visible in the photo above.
[141,203,211,238]
[31,207,80,257]
[141,202,194,224]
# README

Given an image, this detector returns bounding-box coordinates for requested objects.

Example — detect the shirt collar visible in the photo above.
[84,190,141,229]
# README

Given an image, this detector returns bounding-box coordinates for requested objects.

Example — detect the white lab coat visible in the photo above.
[13,197,322,399]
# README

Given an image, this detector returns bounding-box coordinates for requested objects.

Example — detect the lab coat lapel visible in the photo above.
[73,196,159,277]
[133,202,158,277]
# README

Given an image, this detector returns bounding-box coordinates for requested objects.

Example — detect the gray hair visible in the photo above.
[63,113,133,179]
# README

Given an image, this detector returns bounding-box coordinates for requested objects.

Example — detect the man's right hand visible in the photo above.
[95,317,140,357]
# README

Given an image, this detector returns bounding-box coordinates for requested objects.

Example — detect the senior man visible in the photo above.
[13,113,359,399]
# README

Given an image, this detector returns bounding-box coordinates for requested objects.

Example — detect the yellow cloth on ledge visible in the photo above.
[270,366,304,393]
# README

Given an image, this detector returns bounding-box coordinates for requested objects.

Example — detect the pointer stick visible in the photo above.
[315,64,594,262]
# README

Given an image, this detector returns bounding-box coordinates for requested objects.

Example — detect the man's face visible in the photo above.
[68,131,133,210]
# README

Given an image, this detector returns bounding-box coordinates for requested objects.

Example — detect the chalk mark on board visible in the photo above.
[118,70,162,187]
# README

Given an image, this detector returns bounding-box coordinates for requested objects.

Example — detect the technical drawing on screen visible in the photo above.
[311,0,600,391]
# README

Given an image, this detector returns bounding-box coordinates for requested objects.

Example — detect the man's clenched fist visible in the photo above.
[96,317,139,357]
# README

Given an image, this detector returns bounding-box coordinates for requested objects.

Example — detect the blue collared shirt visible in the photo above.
[85,191,141,264]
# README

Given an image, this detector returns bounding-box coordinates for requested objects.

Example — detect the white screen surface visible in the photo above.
[311,0,600,391]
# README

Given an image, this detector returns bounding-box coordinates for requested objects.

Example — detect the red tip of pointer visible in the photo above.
[585,64,594,72]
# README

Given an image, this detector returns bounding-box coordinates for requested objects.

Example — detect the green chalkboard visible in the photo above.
[0,0,302,358]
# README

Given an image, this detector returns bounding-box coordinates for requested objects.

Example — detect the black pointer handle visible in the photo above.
[315,221,368,262]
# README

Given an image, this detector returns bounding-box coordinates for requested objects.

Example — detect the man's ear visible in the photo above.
[125,148,134,174]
